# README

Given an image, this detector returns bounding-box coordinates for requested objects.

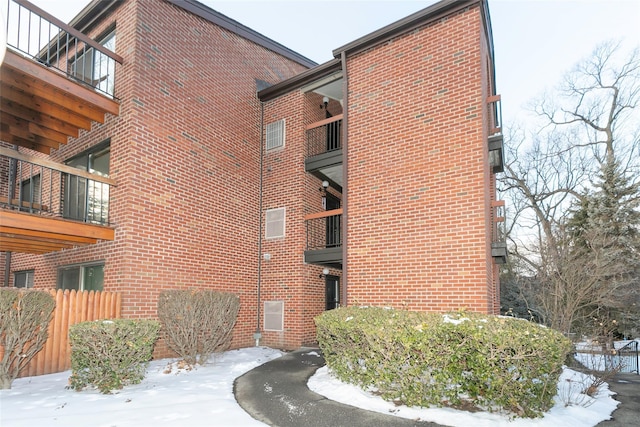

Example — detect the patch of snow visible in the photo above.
[442,314,469,325]
[308,366,619,427]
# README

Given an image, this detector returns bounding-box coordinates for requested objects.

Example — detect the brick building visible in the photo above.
[0,0,505,350]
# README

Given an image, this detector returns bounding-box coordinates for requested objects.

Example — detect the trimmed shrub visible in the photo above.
[315,307,572,418]
[157,289,240,366]
[69,319,160,393]
[0,289,55,389]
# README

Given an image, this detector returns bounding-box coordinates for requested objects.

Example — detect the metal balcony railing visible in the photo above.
[3,0,123,97]
[306,115,343,158]
[492,200,506,244]
[305,208,342,251]
[0,148,115,225]
[487,95,504,173]
[487,94,502,136]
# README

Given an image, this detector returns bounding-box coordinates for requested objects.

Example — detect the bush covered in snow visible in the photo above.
[69,319,160,393]
[157,289,240,367]
[315,307,572,418]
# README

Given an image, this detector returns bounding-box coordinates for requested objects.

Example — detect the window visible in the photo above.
[64,141,110,224]
[266,119,285,150]
[58,263,104,291]
[14,270,34,288]
[71,29,116,96]
[264,301,284,331]
[265,208,285,239]
[21,174,41,205]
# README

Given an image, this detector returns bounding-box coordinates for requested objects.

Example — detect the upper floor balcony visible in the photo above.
[487,95,504,173]
[491,200,507,264]
[0,147,115,254]
[304,208,342,268]
[1,0,122,154]
[305,114,343,192]
[1,0,120,254]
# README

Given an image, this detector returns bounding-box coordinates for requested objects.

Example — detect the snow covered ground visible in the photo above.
[0,347,620,427]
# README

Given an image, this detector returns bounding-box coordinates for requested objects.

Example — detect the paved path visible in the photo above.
[234,348,442,427]
[596,372,640,426]
[235,348,640,427]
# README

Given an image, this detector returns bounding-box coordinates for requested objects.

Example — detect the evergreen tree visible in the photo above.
[565,158,640,338]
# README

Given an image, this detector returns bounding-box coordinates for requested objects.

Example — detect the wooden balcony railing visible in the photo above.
[4,0,123,97]
[0,147,115,225]
[306,115,343,158]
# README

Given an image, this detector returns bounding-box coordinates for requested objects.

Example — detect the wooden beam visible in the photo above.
[1,83,105,126]
[304,208,343,221]
[1,121,63,150]
[3,50,120,116]
[306,114,344,131]
[0,98,84,137]
[0,235,77,252]
[0,147,117,186]
[1,211,115,241]
[0,226,98,245]
[0,130,51,153]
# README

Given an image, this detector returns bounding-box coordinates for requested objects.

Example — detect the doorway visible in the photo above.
[325,275,340,310]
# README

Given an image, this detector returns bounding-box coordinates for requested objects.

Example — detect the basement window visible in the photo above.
[57,262,104,292]
[265,119,285,150]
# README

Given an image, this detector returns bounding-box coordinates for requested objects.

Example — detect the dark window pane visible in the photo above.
[58,268,80,291]
[84,265,104,291]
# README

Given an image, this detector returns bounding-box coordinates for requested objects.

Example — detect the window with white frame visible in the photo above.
[265,207,285,239]
[265,119,285,150]
[264,301,284,331]
[57,262,104,291]
[14,270,34,288]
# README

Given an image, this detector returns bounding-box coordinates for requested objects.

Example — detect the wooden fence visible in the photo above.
[17,289,122,377]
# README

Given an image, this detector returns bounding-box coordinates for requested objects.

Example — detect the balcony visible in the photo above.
[1,0,122,154]
[487,95,503,173]
[491,200,507,264]
[304,208,342,268]
[0,147,115,254]
[305,115,343,191]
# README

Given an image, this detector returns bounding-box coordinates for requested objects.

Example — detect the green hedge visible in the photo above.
[315,307,572,418]
[69,319,160,393]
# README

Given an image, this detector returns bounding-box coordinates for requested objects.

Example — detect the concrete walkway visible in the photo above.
[234,348,442,427]
[596,372,640,426]
[234,348,639,427]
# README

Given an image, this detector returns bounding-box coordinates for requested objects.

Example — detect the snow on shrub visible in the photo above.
[315,307,572,418]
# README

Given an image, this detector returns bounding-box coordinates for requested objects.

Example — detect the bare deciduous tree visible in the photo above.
[500,41,640,336]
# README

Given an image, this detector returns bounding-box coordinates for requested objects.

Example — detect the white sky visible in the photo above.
[23,0,640,124]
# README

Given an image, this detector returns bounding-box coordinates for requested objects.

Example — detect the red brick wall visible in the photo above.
[260,90,342,349]
[345,4,498,313]
[6,0,309,349]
